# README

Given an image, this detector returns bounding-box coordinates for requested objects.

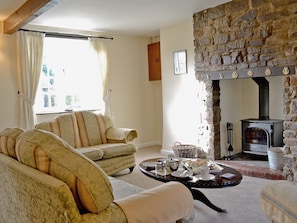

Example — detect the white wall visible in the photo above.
[160,19,203,153]
[108,34,163,146]
[0,24,19,129]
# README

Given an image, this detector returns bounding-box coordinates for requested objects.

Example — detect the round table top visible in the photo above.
[139,158,242,188]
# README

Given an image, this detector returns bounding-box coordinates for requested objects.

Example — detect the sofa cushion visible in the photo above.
[76,147,104,161]
[35,113,82,148]
[15,129,113,214]
[98,143,137,159]
[75,111,108,147]
[0,128,24,158]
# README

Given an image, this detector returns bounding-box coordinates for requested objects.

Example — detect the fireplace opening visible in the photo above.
[241,77,284,155]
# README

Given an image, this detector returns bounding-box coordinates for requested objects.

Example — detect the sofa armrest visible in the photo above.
[106,128,137,143]
[114,181,194,223]
[260,180,297,223]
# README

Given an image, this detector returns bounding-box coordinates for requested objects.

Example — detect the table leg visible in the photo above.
[190,187,227,213]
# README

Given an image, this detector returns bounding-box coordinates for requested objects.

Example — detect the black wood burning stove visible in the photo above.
[241,119,283,155]
[241,77,284,155]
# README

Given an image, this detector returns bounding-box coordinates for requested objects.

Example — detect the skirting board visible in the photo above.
[136,142,174,156]
[136,141,162,149]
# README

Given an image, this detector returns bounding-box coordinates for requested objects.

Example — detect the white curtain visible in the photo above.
[17,31,45,130]
[89,38,113,119]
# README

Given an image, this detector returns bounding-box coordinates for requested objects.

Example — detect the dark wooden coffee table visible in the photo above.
[139,158,242,213]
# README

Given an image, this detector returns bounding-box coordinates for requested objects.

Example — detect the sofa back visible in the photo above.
[75,111,113,147]
[35,112,81,148]
[16,129,114,214]
[35,111,114,148]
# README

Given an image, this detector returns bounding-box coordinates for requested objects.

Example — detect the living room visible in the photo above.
[0,0,297,222]
[0,0,291,159]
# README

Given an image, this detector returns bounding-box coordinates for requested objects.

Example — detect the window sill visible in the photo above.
[36,109,101,116]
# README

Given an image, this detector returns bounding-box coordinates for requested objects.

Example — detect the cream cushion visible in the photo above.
[76,147,104,161]
[15,129,113,214]
[97,143,137,159]
[115,181,194,223]
[261,180,297,223]
[75,111,108,146]
[35,113,82,148]
[0,128,24,158]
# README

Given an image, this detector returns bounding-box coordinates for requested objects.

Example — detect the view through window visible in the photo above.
[34,37,103,113]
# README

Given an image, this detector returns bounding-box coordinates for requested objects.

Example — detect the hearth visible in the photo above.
[241,77,284,155]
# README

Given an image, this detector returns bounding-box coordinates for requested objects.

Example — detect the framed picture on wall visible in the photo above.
[173,50,187,75]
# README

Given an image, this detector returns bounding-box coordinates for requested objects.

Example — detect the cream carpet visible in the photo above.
[114,146,272,223]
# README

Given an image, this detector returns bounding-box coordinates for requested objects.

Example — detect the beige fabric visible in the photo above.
[16,129,114,214]
[35,113,82,148]
[101,114,114,130]
[0,151,128,223]
[260,180,297,223]
[75,111,92,146]
[76,147,104,161]
[115,181,194,223]
[0,153,82,223]
[98,143,137,159]
[75,111,108,146]
[36,111,137,176]
[96,154,136,176]
[106,127,138,143]
[0,128,24,158]
[56,113,81,148]
[96,114,108,144]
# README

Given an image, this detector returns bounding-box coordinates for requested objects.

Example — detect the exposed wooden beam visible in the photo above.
[3,0,61,34]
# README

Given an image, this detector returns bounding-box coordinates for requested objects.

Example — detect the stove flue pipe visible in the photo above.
[252,77,269,120]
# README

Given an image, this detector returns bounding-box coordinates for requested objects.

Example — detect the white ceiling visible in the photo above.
[1,0,231,36]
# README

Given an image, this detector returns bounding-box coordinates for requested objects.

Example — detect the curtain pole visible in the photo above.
[19,29,113,40]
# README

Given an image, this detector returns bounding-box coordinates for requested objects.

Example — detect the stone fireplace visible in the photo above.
[193,0,297,183]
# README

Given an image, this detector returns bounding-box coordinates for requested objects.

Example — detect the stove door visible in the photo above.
[242,124,270,155]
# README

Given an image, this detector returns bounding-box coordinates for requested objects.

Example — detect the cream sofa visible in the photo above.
[35,111,138,175]
[0,128,194,223]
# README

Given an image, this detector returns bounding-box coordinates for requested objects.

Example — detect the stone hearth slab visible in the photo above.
[216,160,284,180]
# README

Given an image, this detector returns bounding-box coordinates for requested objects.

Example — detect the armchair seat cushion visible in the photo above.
[76,147,104,161]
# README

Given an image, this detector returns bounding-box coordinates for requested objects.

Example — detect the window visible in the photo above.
[34,37,103,113]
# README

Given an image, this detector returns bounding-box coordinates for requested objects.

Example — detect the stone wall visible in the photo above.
[283,75,297,183]
[193,0,297,183]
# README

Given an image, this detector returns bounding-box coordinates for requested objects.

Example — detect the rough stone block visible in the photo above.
[225,0,249,16]
[213,33,229,45]
[290,76,297,86]
[271,0,297,8]
[251,0,270,8]
[205,5,225,20]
